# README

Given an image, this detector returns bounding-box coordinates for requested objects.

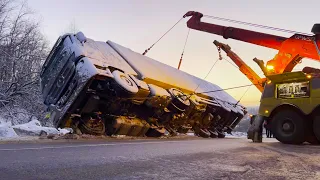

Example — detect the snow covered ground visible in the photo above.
[226,131,247,138]
[0,116,71,141]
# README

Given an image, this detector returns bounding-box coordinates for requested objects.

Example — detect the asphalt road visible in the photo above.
[0,137,319,180]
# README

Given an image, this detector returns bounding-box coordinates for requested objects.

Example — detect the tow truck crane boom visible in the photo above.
[180,11,320,145]
[213,40,265,92]
[183,11,320,75]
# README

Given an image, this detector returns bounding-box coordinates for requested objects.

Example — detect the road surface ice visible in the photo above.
[0,137,319,180]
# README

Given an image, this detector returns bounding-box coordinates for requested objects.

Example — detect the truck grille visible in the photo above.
[45,53,76,105]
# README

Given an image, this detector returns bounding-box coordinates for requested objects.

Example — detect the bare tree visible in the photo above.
[63,19,79,34]
[0,0,49,125]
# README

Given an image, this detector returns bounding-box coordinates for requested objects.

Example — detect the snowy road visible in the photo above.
[0,137,319,180]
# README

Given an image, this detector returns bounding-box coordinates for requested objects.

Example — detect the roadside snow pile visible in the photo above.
[13,119,59,136]
[0,118,18,139]
[226,132,247,138]
[0,116,71,140]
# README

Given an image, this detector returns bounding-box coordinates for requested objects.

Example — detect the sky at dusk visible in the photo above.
[28,0,320,107]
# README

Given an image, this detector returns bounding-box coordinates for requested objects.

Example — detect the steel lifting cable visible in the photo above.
[192,57,221,94]
[196,84,255,107]
[187,46,224,98]
[177,28,191,70]
[234,84,252,106]
[203,15,311,36]
[142,17,184,55]
[222,57,238,69]
[196,84,255,94]
[222,56,265,76]
[218,53,253,106]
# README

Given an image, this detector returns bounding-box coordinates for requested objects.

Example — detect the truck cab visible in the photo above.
[248,71,320,144]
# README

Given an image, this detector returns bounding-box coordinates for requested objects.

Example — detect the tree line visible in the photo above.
[0,0,48,125]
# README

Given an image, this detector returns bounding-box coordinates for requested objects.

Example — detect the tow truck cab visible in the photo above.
[248,71,320,144]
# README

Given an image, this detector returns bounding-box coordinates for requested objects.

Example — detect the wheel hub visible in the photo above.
[120,75,132,86]
[282,120,294,133]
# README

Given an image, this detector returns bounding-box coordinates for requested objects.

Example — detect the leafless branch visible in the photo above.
[0,0,48,124]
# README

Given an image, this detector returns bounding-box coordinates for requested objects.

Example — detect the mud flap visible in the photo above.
[247,115,264,143]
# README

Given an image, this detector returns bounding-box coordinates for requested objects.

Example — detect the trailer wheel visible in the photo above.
[167,88,190,113]
[79,115,106,135]
[112,70,138,96]
[313,115,320,142]
[199,129,210,138]
[145,127,165,137]
[217,131,226,138]
[271,110,306,144]
[209,130,218,138]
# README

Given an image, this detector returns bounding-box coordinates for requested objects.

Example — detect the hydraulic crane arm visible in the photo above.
[213,40,265,92]
[183,11,320,75]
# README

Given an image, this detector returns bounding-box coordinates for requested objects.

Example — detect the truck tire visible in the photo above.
[313,115,320,142]
[209,130,218,138]
[112,70,138,97]
[167,88,190,113]
[217,131,226,138]
[79,117,106,135]
[199,129,210,138]
[145,127,165,137]
[304,117,319,145]
[271,110,306,144]
[306,135,320,145]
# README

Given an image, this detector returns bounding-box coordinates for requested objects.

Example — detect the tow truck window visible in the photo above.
[311,78,320,89]
[276,81,310,99]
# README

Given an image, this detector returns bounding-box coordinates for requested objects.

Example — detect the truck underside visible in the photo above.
[58,76,244,138]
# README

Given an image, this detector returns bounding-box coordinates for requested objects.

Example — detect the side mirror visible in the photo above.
[75,31,87,43]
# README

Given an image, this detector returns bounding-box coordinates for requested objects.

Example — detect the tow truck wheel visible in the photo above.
[313,115,320,142]
[306,135,320,145]
[271,110,306,144]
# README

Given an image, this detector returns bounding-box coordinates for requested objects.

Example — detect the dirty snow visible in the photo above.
[0,118,18,139]
[0,116,70,140]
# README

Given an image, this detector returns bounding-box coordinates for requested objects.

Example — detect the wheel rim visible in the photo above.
[120,75,133,86]
[281,119,295,134]
[171,89,190,106]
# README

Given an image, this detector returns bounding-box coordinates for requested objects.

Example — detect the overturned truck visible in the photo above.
[40,32,247,138]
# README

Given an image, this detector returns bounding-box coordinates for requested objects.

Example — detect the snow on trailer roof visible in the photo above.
[107,41,245,114]
[72,37,138,76]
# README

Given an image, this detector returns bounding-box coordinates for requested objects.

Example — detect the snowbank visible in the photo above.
[226,132,247,138]
[13,119,60,136]
[0,117,71,140]
[0,118,18,139]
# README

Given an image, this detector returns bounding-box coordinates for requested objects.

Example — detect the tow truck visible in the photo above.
[183,11,320,144]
